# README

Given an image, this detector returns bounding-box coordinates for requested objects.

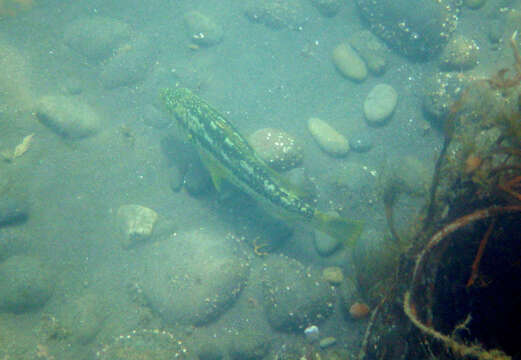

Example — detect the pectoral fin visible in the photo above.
[198,150,226,192]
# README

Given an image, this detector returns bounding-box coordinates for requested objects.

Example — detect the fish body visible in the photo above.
[161,87,362,245]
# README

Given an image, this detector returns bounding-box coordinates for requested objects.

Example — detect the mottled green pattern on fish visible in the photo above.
[161,87,315,220]
[161,87,363,246]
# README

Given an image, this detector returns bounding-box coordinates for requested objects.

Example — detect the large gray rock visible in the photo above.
[0,256,55,313]
[58,291,106,344]
[64,16,132,61]
[99,35,155,89]
[262,255,335,331]
[355,0,457,59]
[35,95,101,139]
[138,229,250,326]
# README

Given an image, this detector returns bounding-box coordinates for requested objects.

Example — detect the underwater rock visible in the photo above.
[439,34,479,70]
[322,266,344,285]
[423,71,469,123]
[248,128,303,171]
[143,104,170,129]
[308,117,350,157]
[117,204,158,249]
[464,0,486,9]
[184,11,224,46]
[227,329,271,360]
[337,276,361,314]
[35,95,101,139]
[310,0,342,17]
[0,255,54,313]
[244,0,308,30]
[332,42,367,81]
[0,194,28,227]
[57,291,106,344]
[348,131,374,153]
[314,228,342,256]
[184,159,213,196]
[262,255,335,331]
[99,34,155,89]
[64,16,132,62]
[138,229,249,326]
[363,83,398,125]
[319,336,337,349]
[96,329,189,360]
[349,30,389,75]
[355,0,457,59]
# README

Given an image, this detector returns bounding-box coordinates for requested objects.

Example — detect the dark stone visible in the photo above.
[349,132,374,153]
[0,195,28,227]
[0,256,55,313]
[355,0,457,59]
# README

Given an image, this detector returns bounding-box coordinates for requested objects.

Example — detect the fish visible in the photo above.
[161,87,363,246]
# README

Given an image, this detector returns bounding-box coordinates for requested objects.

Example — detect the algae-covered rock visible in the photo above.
[0,255,54,313]
[262,255,335,331]
[138,229,249,326]
[35,95,101,139]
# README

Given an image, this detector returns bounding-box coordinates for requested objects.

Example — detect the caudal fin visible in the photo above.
[313,211,363,247]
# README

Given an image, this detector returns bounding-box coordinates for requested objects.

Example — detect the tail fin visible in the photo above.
[313,211,363,247]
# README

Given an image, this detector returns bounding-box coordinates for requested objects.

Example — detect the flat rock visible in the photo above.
[349,30,389,75]
[363,84,398,125]
[332,43,367,82]
[35,95,101,139]
[308,117,349,157]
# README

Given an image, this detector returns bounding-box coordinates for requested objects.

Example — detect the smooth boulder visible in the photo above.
[35,95,101,139]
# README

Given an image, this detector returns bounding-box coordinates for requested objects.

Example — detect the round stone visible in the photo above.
[349,131,373,153]
[35,95,101,139]
[363,84,398,125]
[308,117,349,157]
[248,128,303,171]
[0,255,55,313]
[332,43,367,82]
[138,229,249,326]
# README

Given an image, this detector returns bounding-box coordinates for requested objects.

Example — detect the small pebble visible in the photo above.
[319,336,337,349]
